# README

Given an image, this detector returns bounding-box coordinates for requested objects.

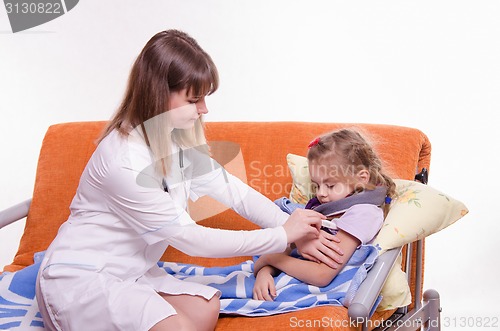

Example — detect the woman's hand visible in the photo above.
[282,209,325,244]
[294,230,345,269]
[253,266,277,301]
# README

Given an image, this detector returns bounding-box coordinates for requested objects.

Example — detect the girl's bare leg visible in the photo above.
[150,294,220,331]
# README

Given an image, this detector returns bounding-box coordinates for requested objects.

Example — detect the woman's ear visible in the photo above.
[357,169,370,184]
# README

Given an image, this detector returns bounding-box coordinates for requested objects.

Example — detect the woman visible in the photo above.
[36,29,338,331]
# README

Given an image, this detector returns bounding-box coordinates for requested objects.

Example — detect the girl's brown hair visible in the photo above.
[100,29,219,175]
[307,129,396,216]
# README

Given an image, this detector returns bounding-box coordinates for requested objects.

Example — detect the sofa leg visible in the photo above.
[423,289,441,331]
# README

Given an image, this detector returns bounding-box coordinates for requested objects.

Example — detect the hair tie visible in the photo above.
[308,137,320,148]
[385,196,392,204]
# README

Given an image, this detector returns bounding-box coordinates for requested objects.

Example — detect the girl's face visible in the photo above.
[309,161,369,204]
[167,89,208,129]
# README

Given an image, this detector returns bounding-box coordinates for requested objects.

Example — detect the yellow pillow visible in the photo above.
[373,179,469,252]
[286,153,315,204]
[377,254,412,310]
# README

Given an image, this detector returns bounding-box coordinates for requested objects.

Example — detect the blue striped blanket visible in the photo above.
[161,245,379,316]
[0,252,45,330]
[0,246,378,329]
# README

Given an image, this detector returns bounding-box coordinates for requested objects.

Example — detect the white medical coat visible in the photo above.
[37,129,289,331]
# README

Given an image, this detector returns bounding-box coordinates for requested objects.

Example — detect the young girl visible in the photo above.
[253,129,395,301]
[35,30,329,331]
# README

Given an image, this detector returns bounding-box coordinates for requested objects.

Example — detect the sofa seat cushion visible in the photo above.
[216,306,395,331]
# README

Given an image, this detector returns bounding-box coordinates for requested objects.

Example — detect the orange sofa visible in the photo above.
[2,121,436,330]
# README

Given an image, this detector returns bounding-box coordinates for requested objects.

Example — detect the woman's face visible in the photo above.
[168,89,208,129]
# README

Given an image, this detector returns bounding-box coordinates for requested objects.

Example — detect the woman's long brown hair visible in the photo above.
[99,29,219,176]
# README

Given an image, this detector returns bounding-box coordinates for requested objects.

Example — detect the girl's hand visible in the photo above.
[282,209,324,244]
[295,230,344,269]
[253,266,277,301]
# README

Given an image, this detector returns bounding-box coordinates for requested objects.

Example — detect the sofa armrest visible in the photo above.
[0,198,31,230]
[348,247,402,322]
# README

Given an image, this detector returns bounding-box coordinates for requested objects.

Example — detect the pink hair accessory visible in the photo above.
[308,137,321,148]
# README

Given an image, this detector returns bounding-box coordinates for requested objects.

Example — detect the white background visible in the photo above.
[1,1,499,330]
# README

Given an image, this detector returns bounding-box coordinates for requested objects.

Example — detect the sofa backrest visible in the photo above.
[204,122,431,201]
[3,121,431,272]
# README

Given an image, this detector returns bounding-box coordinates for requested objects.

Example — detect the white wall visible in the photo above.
[1,1,499,330]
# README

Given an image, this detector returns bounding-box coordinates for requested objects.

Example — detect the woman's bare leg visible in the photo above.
[150,310,195,331]
[150,294,220,331]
